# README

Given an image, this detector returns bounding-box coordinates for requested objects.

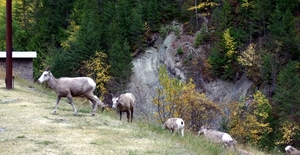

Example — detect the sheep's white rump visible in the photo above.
[285,145,300,155]
[38,66,106,116]
[162,118,185,137]
[112,93,135,122]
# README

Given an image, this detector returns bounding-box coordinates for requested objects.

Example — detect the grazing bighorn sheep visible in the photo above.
[198,125,236,150]
[162,118,185,137]
[285,145,300,155]
[38,66,106,116]
[112,93,135,122]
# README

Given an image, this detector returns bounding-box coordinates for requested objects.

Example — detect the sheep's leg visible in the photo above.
[130,108,133,123]
[91,102,97,116]
[126,110,130,122]
[85,94,99,116]
[53,96,61,113]
[67,95,77,115]
[87,95,98,116]
[119,111,122,121]
[180,128,184,137]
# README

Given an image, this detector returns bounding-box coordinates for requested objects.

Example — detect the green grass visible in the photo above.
[0,75,284,155]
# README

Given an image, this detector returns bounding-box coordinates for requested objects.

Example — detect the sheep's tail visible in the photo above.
[176,118,185,128]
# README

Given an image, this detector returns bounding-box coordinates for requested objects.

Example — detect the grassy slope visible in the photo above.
[0,77,282,155]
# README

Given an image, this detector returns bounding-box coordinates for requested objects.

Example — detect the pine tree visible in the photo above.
[129,3,145,51]
[273,61,300,122]
[208,28,238,80]
[66,0,102,76]
[143,0,160,31]
[108,39,133,92]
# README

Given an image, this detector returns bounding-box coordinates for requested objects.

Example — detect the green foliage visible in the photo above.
[208,28,238,80]
[159,26,168,38]
[143,0,160,31]
[261,53,275,85]
[173,26,181,39]
[273,61,300,122]
[193,25,209,48]
[269,3,300,61]
[129,5,145,51]
[108,39,133,92]
[176,46,183,55]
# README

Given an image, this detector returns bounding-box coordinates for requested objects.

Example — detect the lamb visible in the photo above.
[112,93,135,122]
[198,125,236,150]
[162,118,185,137]
[285,145,300,155]
[38,66,106,116]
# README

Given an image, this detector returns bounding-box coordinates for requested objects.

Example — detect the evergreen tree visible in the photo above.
[108,39,133,92]
[116,0,132,39]
[208,28,238,80]
[59,0,102,76]
[0,4,6,50]
[250,0,273,39]
[26,0,73,78]
[129,3,145,51]
[268,0,300,61]
[101,1,116,49]
[273,61,300,123]
[143,0,160,31]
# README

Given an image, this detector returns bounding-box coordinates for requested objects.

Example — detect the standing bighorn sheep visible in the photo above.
[112,93,135,122]
[285,145,300,155]
[38,66,106,116]
[198,125,236,150]
[162,118,185,137]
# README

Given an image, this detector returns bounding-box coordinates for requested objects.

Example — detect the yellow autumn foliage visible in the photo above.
[153,65,222,131]
[229,91,272,143]
[78,51,111,99]
[224,29,237,58]
[276,121,300,145]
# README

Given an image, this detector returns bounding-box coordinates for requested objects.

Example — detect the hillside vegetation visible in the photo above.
[1,0,300,151]
[0,75,277,155]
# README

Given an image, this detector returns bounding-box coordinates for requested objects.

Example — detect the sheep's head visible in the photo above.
[38,70,51,83]
[112,97,119,108]
[198,125,211,136]
[38,66,52,83]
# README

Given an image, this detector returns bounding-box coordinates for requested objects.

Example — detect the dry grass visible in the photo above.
[0,73,284,155]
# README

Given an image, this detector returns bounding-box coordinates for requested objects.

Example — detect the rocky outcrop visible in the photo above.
[126,31,253,120]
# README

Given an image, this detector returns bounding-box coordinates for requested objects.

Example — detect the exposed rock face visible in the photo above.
[126,32,253,120]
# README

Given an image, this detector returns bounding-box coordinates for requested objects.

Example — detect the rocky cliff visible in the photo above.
[126,31,253,120]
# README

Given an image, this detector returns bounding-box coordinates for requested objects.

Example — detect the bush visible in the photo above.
[159,26,168,38]
[177,46,184,55]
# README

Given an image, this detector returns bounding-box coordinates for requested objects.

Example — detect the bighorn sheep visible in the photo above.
[285,145,300,155]
[198,125,236,150]
[38,66,106,116]
[162,118,185,137]
[112,93,135,122]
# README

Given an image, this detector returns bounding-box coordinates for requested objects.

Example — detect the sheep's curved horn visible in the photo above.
[45,66,52,71]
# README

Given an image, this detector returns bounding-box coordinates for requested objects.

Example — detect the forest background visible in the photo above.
[0,0,300,152]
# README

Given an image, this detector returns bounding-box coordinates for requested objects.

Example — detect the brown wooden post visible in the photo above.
[6,0,12,89]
